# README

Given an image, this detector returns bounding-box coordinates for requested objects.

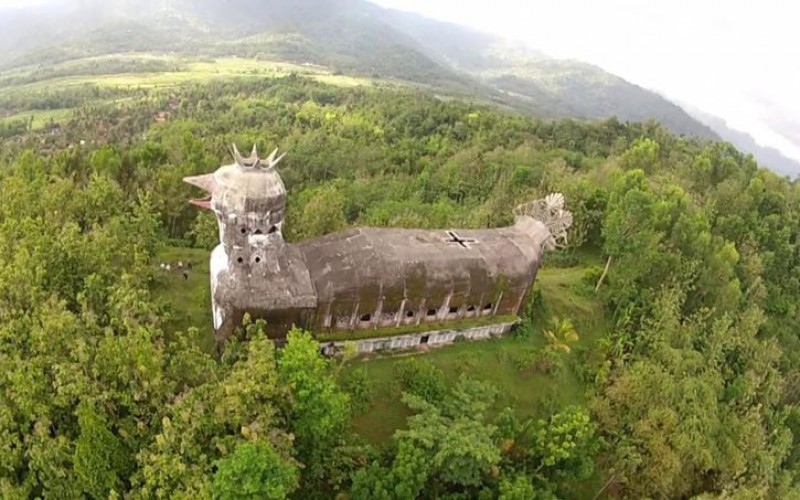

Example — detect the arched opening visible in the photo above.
[360,313,371,322]
[447,305,459,320]
[406,310,415,318]
[254,229,264,235]
[427,308,437,317]
[268,225,279,234]
[483,303,493,314]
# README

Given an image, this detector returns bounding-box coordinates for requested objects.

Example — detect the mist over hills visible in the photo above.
[2,0,795,175]
[685,107,800,178]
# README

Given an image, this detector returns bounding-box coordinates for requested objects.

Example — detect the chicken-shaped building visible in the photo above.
[185,145,572,353]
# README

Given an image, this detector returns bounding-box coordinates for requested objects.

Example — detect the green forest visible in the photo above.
[1,75,799,499]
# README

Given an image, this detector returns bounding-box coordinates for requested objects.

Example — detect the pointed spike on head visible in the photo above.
[273,152,287,167]
[265,147,279,164]
[249,144,259,163]
[231,143,245,167]
[183,174,216,193]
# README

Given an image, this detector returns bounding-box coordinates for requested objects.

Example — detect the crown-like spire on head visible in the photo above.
[231,143,287,170]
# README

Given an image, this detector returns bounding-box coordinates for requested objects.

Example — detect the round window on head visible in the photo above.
[255,256,261,264]
[240,227,247,234]
[237,257,244,264]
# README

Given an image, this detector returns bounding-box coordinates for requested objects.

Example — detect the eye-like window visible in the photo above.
[255,256,261,263]
[254,229,264,235]
[268,225,278,234]
[240,227,247,234]
[237,257,244,264]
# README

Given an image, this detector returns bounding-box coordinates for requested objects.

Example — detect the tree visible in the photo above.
[277,330,354,493]
[543,317,579,353]
[212,442,299,500]
[74,403,132,499]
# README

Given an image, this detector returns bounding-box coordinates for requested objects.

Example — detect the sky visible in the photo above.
[371,0,800,162]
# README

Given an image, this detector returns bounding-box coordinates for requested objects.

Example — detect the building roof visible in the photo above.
[298,216,551,311]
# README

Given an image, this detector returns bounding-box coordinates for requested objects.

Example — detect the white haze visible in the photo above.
[1,0,797,162]
[371,0,800,163]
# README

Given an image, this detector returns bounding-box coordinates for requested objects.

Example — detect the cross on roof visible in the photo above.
[445,231,478,249]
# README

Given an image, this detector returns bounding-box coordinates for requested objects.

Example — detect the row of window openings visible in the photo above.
[239,226,279,235]
[357,303,494,323]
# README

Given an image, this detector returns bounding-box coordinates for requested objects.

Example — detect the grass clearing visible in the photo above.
[151,246,215,355]
[0,55,379,96]
[343,263,609,444]
[0,107,73,129]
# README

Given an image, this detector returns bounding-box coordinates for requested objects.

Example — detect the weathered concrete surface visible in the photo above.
[297,217,551,332]
[185,145,570,352]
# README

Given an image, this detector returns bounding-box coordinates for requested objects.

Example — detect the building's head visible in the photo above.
[184,144,287,253]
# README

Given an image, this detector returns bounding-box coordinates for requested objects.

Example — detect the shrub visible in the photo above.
[394,358,446,402]
[343,366,373,414]
[455,352,478,375]
[508,347,539,372]
[581,265,604,290]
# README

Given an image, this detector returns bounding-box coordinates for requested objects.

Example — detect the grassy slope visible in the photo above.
[0,55,380,121]
[0,55,359,93]
[0,107,73,129]
[151,246,216,354]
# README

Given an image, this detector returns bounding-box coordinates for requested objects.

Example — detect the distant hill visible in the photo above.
[680,104,800,177]
[0,0,718,140]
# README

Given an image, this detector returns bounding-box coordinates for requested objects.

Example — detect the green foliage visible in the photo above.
[74,403,132,498]
[394,358,447,403]
[342,366,373,415]
[498,473,538,500]
[277,330,355,494]
[212,441,299,500]
[354,378,501,497]
[188,211,220,249]
[1,72,799,499]
[619,137,661,172]
[543,317,580,353]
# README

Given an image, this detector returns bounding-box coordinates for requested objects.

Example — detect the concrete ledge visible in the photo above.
[321,320,517,355]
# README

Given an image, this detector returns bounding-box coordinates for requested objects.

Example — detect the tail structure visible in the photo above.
[514,193,574,249]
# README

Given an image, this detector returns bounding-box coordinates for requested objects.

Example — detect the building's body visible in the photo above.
[185,145,572,353]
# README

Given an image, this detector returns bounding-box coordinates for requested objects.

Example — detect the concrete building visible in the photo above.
[184,145,572,353]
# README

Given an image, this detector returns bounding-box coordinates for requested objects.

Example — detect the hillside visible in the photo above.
[0,0,717,140]
[685,106,800,177]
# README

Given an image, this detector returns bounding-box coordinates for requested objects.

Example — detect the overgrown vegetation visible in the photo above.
[1,72,799,499]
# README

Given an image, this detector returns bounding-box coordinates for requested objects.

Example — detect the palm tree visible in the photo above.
[544,317,579,353]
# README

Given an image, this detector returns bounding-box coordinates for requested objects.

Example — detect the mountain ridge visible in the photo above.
[0,0,731,147]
